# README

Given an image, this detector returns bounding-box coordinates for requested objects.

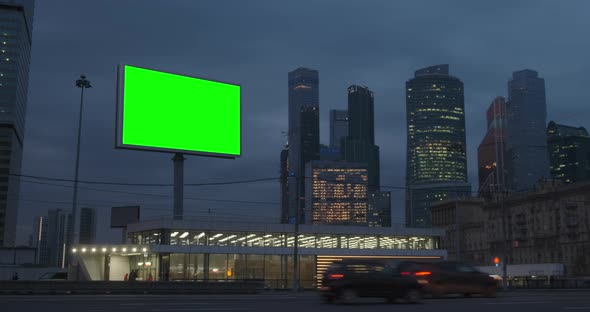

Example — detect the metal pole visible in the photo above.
[71,84,85,244]
[293,174,299,291]
[173,153,185,220]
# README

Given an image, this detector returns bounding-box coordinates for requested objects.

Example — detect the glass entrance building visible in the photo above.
[71,218,446,289]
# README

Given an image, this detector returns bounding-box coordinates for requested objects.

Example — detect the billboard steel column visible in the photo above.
[173,153,185,220]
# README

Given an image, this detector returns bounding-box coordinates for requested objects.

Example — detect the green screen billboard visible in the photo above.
[116,65,241,158]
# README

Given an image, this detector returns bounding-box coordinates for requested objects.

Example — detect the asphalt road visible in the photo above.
[1,291,590,312]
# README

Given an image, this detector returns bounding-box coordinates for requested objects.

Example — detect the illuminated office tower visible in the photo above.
[305,160,368,225]
[287,68,319,224]
[547,121,590,184]
[405,64,470,227]
[0,0,34,246]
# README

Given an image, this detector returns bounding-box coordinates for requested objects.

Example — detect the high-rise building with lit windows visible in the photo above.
[287,68,319,224]
[477,97,507,197]
[367,191,391,227]
[305,160,368,225]
[405,64,471,227]
[0,0,34,246]
[547,121,590,184]
[279,145,289,223]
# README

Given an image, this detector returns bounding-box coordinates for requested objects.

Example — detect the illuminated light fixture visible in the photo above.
[145,261,152,266]
[138,262,144,266]
[246,234,256,238]
[179,232,189,239]
[132,248,137,252]
[171,232,179,237]
[81,248,87,253]
[122,248,127,252]
[212,233,223,238]
[102,248,107,253]
[153,233,159,236]
[196,232,205,239]
[72,248,77,253]
[112,248,117,252]
[91,248,96,252]
[142,248,147,252]
[264,234,272,238]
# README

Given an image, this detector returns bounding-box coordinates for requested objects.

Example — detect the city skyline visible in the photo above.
[11,1,590,244]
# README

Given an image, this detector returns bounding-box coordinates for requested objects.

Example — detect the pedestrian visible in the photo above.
[124,273,129,281]
[147,273,153,282]
[12,272,18,280]
[129,270,137,281]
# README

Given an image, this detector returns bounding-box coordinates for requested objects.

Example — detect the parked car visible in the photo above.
[39,272,68,281]
[319,259,423,304]
[397,261,497,297]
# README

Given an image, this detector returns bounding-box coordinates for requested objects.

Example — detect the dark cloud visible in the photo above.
[16,0,590,243]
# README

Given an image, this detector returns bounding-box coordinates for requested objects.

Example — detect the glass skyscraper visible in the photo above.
[405,64,470,227]
[477,96,507,197]
[329,109,348,150]
[342,85,380,192]
[287,68,319,224]
[506,69,549,191]
[0,0,34,246]
[547,121,590,184]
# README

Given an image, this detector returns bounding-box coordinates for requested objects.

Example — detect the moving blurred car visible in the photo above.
[397,261,497,297]
[319,259,423,304]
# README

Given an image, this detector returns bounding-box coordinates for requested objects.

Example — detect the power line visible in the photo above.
[18,178,280,205]
[11,173,278,187]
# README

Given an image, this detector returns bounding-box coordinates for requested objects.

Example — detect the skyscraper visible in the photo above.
[342,85,380,192]
[305,160,368,225]
[287,68,319,223]
[33,209,72,267]
[329,109,348,150]
[547,121,590,184]
[405,64,471,227]
[367,191,391,227]
[506,69,549,191]
[0,0,34,247]
[79,207,96,244]
[477,97,507,197]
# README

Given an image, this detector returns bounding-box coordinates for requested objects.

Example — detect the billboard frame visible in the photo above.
[115,64,242,159]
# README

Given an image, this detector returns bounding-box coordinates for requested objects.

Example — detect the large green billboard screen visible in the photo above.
[116,65,241,158]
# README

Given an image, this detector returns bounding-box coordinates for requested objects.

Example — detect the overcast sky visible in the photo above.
[16,0,590,244]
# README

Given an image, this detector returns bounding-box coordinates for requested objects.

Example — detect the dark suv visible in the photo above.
[319,259,423,304]
[397,261,497,297]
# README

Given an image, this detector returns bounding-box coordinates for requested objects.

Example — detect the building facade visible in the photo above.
[547,121,590,184]
[287,68,319,224]
[342,85,380,192]
[329,109,348,149]
[79,207,96,244]
[477,96,507,197]
[70,219,446,288]
[305,160,368,225]
[431,182,590,276]
[367,191,391,227]
[0,0,34,247]
[33,209,73,267]
[405,64,470,227]
[506,69,549,192]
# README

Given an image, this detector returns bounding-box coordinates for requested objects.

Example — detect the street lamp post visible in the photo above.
[71,75,91,245]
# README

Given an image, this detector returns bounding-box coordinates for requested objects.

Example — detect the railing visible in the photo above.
[0,280,265,294]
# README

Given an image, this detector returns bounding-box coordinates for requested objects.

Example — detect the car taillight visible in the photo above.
[401,271,411,276]
[414,271,432,276]
[328,274,344,279]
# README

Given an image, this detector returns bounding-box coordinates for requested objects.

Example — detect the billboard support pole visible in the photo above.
[173,153,185,220]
